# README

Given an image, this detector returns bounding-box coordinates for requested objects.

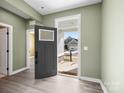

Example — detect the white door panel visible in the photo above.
[0,28,7,75]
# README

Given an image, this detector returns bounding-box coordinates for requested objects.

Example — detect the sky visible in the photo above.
[64,32,79,39]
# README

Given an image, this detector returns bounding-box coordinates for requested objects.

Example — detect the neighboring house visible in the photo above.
[64,36,73,45]
[64,36,78,51]
[68,39,78,50]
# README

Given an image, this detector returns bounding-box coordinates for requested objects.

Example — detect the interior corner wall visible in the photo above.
[0,8,26,71]
[43,4,102,79]
[102,0,124,93]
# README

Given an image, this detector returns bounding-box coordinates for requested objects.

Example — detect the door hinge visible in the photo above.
[7,67,9,71]
[7,50,9,53]
[7,31,9,35]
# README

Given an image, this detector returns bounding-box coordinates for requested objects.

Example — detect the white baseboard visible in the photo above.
[10,67,29,75]
[79,76,108,93]
[99,80,108,93]
[79,76,101,83]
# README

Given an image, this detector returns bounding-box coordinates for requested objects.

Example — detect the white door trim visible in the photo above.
[55,14,81,78]
[26,29,34,69]
[0,22,13,75]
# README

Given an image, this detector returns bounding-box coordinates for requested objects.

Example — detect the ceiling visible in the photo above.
[24,0,102,15]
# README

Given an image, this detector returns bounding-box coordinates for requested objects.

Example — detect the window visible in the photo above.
[39,29,54,41]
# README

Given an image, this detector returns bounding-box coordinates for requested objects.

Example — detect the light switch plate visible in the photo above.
[84,46,88,51]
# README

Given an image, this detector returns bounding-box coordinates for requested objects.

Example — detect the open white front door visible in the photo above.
[0,28,8,75]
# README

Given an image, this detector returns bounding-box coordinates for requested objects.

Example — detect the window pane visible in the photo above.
[39,29,54,41]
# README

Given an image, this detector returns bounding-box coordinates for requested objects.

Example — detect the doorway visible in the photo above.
[59,31,79,76]
[0,23,13,78]
[55,14,81,77]
[26,29,35,74]
[0,26,8,78]
[26,26,57,79]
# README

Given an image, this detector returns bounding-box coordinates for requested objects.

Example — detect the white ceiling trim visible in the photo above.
[0,0,30,19]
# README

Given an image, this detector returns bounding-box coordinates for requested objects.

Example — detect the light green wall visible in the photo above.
[43,4,101,78]
[0,8,26,71]
[102,0,124,93]
[6,0,43,22]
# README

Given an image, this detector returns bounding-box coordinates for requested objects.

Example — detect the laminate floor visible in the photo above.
[0,69,103,93]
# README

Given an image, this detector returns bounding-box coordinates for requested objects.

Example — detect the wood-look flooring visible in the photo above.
[0,70,103,93]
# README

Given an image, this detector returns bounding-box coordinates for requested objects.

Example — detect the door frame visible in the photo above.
[0,22,13,75]
[55,14,81,78]
[26,29,35,69]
